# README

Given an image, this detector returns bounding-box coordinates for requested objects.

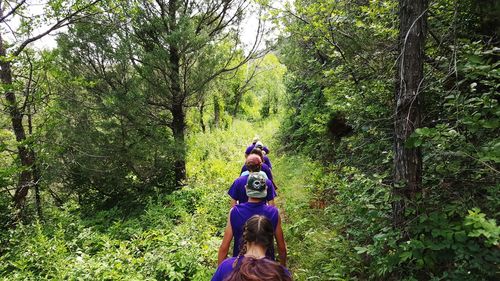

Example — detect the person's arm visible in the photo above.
[271,179,278,191]
[266,179,277,201]
[217,212,234,265]
[228,180,239,208]
[275,215,287,267]
[264,165,273,181]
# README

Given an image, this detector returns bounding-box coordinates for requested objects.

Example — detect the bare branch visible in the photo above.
[13,0,102,56]
[0,0,27,23]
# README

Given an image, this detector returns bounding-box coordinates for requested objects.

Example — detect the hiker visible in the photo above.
[230,155,276,207]
[212,215,291,281]
[245,137,270,156]
[219,174,287,263]
[254,141,273,169]
[240,148,273,181]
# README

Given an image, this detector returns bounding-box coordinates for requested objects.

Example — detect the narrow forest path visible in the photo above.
[219,119,343,280]
[187,117,339,280]
[272,155,342,281]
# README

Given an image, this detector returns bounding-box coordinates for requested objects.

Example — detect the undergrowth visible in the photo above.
[0,119,279,280]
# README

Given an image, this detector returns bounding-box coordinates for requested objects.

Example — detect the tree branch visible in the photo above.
[13,0,102,56]
[0,0,27,23]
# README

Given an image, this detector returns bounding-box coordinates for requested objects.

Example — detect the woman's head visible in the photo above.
[249,148,264,162]
[243,215,274,250]
[245,154,262,172]
[226,216,291,281]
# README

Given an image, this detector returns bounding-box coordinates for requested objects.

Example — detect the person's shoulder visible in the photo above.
[212,258,237,281]
[261,258,290,275]
[221,257,237,268]
[282,266,292,277]
[264,203,279,213]
[233,175,248,184]
[219,257,238,273]
[265,178,274,187]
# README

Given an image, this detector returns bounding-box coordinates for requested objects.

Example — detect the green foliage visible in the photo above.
[0,119,278,280]
[277,0,499,279]
[36,21,179,212]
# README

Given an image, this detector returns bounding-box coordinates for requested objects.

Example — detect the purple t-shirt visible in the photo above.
[230,201,279,257]
[240,163,273,180]
[211,257,291,281]
[264,155,272,169]
[228,175,276,204]
[245,144,270,155]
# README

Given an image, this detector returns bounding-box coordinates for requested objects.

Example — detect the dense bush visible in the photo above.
[277,0,499,279]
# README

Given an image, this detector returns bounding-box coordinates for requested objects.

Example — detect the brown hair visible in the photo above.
[246,148,264,172]
[249,148,264,161]
[225,216,292,281]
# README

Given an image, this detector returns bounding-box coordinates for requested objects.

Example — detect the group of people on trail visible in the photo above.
[212,137,292,281]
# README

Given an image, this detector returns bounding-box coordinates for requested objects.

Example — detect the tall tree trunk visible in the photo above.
[393,0,427,228]
[231,86,242,117]
[28,107,42,219]
[213,95,220,128]
[199,100,206,133]
[0,32,35,217]
[169,0,186,186]
[171,102,186,186]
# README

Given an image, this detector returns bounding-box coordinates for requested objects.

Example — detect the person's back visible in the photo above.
[228,174,276,205]
[230,155,276,206]
[213,215,290,281]
[230,201,279,257]
[245,138,270,156]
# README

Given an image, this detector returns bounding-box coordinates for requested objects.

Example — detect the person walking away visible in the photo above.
[240,148,273,180]
[219,173,287,266]
[255,141,272,169]
[212,215,291,281]
[245,137,270,157]
[229,155,276,207]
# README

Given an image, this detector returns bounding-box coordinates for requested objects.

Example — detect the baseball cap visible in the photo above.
[246,173,268,198]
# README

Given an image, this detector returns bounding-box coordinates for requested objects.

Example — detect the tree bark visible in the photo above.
[231,86,242,117]
[28,107,42,219]
[393,0,427,228]
[0,32,35,216]
[199,100,206,133]
[213,95,220,128]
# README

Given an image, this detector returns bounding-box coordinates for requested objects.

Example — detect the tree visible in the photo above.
[0,0,101,219]
[41,16,179,211]
[123,0,266,184]
[392,0,427,228]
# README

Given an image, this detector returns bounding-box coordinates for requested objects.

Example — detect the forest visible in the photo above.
[0,0,498,280]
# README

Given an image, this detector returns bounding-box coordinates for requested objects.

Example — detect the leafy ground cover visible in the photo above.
[0,119,294,280]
